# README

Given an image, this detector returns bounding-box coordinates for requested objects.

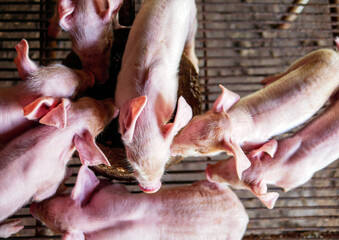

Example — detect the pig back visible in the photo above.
[155,181,248,240]
[115,0,196,107]
[231,49,339,143]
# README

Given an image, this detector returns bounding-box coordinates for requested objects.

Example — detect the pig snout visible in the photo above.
[138,181,162,194]
[133,171,162,193]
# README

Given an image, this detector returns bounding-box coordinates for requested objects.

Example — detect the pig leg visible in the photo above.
[14,39,38,80]
[0,219,24,238]
[184,17,199,73]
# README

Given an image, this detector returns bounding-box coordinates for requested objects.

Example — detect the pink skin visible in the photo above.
[0,219,23,238]
[56,0,124,83]
[115,0,198,193]
[206,98,339,209]
[0,39,94,147]
[30,165,248,240]
[0,97,117,236]
[172,45,339,180]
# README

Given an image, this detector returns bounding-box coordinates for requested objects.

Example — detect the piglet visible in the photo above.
[206,96,339,209]
[30,165,248,240]
[115,0,198,193]
[172,45,339,180]
[0,39,94,146]
[0,97,117,236]
[55,0,124,83]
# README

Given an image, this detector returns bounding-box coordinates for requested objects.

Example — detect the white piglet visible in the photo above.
[115,0,198,193]
[172,44,339,179]
[30,165,248,240]
[206,97,339,209]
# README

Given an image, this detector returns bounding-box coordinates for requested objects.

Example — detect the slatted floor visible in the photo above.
[0,0,338,239]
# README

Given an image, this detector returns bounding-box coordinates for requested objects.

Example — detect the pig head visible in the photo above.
[171,85,250,180]
[119,96,192,193]
[57,0,124,83]
[0,220,24,238]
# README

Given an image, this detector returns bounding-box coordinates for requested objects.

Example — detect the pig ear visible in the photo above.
[24,97,61,120]
[63,231,85,240]
[223,139,251,180]
[39,98,71,129]
[163,96,193,139]
[249,180,279,209]
[255,192,279,209]
[119,96,147,143]
[74,129,111,166]
[14,39,38,80]
[101,0,124,23]
[71,165,100,207]
[212,85,240,113]
[58,0,75,31]
[249,139,278,160]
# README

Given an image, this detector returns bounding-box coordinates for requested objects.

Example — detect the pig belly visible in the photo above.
[156,183,248,240]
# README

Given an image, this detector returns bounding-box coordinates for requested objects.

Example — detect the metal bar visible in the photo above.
[249,216,339,221]
[198,11,338,16]
[195,2,339,7]
[247,227,339,231]
[201,0,209,111]
[198,19,338,24]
